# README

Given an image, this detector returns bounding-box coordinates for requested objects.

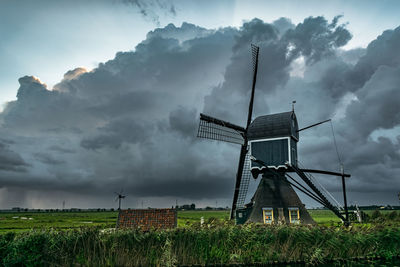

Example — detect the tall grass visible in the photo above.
[0,224,399,266]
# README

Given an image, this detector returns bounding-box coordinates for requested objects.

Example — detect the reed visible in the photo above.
[0,224,399,266]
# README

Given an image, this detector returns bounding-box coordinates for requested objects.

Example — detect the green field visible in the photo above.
[0,210,231,232]
[0,209,396,232]
[0,212,118,232]
[177,210,230,226]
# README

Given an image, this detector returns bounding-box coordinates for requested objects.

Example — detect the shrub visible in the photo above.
[387,211,398,221]
[0,225,399,266]
[371,210,382,220]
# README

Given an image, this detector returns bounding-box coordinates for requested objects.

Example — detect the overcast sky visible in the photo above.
[0,0,400,209]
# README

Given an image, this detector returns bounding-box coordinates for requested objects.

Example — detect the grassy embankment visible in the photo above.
[0,224,399,266]
[0,210,399,265]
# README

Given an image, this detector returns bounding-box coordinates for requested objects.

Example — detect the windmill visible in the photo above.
[114,189,126,210]
[197,44,351,225]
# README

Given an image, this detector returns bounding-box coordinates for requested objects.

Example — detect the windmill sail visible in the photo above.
[197,113,245,145]
[230,44,260,219]
[196,44,260,220]
[246,44,259,127]
[236,151,252,208]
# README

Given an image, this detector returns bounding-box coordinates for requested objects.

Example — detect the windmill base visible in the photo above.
[236,172,315,225]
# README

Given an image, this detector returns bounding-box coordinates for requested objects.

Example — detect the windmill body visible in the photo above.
[241,173,315,224]
[199,109,317,225]
[248,111,298,170]
[234,111,315,224]
[197,44,350,225]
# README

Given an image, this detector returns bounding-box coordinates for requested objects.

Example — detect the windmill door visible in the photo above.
[262,208,274,224]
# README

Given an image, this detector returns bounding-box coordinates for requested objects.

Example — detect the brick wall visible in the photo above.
[116,208,177,231]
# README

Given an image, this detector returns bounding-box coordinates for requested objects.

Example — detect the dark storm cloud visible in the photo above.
[343,26,400,94]
[48,145,75,154]
[81,118,152,150]
[0,142,28,172]
[345,65,400,139]
[33,152,64,165]
[86,91,161,118]
[121,0,176,25]
[311,56,354,99]
[147,22,212,42]
[1,76,96,134]
[338,48,366,65]
[1,17,399,208]
[293,27,400,203]
[127,175,232,199]
[62,67,87,81]
[272,18,295,36]
[283,16,352,63]
[168,106,197,139]
[203,16,351,124]
[0,20,238,207]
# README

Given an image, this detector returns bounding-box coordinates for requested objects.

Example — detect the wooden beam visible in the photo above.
[296,168,351,178]
[297,119,331,132]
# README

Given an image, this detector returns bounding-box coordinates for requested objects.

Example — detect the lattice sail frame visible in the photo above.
[197,117,245,145]
[236,151,252,208]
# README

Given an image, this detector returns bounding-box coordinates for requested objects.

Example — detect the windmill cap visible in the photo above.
[247,111,299,141]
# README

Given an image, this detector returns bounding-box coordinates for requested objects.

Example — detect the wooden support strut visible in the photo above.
[293,166,351,226]
[341,165,350,226]
[288,163,346,222]
[296,168,350,178]
[285,173,326,205]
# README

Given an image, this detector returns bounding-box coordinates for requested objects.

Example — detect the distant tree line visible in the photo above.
[174,204,196,210]
[174,204,230,211]
[0,208,116,213]
[312,205,400,211]
[348,205,400,210]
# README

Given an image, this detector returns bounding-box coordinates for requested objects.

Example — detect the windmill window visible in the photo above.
[262,207,274,224]
[238,212,243,218]
[288,207,300,224]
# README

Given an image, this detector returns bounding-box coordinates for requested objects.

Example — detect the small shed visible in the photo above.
[116,208,177,231]
[247,111,298,170]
